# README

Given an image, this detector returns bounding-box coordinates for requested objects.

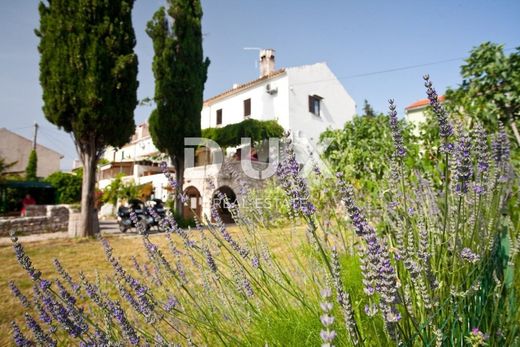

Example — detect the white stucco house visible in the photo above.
[405,95,445,134]
[98,122,173,203]
[186,49,356,221]
[201,50,355,147]
[98,49,357,222]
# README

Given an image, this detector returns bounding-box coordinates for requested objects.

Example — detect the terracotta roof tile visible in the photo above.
[203,68,286,106]
[405,95,445,110]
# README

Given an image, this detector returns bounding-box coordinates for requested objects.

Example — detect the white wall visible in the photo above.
[103,136,158,162]
[405,108,426,135]
[286,63,355,145]
[201,74,290,130]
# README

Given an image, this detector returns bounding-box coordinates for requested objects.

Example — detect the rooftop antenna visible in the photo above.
[243,47,261,69]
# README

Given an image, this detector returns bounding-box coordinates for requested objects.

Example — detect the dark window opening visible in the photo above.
[244,98,251,117]
[308,95,322,116]
[216,109,222,125]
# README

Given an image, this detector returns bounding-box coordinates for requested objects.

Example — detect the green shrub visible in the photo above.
[44,171,82,204]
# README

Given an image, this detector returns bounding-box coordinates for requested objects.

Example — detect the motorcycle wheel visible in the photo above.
[118,223,128,233]
[136,219,149,234]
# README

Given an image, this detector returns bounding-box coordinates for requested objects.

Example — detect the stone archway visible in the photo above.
[183,186,202,221]
[212,185,236,224]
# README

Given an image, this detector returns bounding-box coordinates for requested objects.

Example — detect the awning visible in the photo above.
[0,181,54,189]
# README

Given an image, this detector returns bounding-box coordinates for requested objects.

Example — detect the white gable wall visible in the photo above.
[201,74,290,131]
[286,63,355,145]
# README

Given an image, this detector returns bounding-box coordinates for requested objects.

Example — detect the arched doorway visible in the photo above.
[212,186,236,224]
[183,186,202,221]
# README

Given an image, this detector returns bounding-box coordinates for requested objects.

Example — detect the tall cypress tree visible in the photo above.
[147,0,210,215]
[25,150,38,181]
[37,0,138,236]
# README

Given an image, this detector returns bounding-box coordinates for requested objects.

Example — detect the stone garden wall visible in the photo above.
[0,205,70,237]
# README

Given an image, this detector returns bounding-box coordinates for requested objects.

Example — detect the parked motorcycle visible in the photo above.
[117,199,152,233]
[145,198,168,232]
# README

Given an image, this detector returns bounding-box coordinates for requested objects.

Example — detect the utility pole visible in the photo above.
[32,121,39,150]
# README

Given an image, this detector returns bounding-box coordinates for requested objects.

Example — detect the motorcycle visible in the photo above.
[117,199,152,233]
[145,198,168,232]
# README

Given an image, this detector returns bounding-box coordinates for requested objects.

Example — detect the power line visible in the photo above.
[338,57,464,80]
[291,46,518,86]
[37,127,78,158]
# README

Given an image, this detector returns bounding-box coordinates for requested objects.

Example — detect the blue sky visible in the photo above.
[1,0,519,170]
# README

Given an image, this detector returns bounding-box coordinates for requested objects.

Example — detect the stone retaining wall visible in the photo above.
[0,205,70,237]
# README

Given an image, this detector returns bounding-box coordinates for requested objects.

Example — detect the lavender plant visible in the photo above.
[7,80,519,346]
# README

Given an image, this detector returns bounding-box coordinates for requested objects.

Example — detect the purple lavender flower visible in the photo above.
[204,247,219,275]
[24,313,56,347]
[39,290,84,338]
[320,313,334,326]
[232,262,254,298]
[80,273,108,310]
[319,286,336,346]
[211,197,250,259]
[388,99,406,158]
[460,248,480,264]
[93,329,109,346]
[161,161,178,190]
[320,330,337,347]
[53,259,80,296]
[101,237,155,317]
[364,304,378,317]
[11,321,33,347]
[454,128,472,195]
[130,256,144,276]
[331,247,361,345]
[108,301,140,345]
[143,237,177,278]
[276,132,316,217]
[39,279,51,291]
[337,178,401,336]
[163,295,178,312]
[251,256,260,269]
[472,124,489,175]
[423,75,453,152]
[32,286,52,325]
[11,236,41,281]
[492,123,510,165]
[8,281,30,308]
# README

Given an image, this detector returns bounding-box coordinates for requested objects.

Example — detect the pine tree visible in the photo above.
[37,0,138,236]
[0,156,16,182]
[362,99,376,117]
[147,0,210,215]
[25,150,38,181]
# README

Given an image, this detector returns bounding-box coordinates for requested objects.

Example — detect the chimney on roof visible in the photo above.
[259,49,275,77]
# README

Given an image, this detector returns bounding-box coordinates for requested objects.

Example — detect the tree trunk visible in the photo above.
[78,148,100,237]
[174,156,185,217]
[509,119,520,148]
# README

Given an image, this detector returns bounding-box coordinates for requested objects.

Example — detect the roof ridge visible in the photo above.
[405,95,445,110]
[203,68,286,106]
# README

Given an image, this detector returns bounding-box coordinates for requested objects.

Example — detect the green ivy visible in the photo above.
[202,119,284,148]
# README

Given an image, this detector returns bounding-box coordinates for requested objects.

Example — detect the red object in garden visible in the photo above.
[21,194,36,216]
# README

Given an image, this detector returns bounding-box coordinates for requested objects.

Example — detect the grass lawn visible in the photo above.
[0,226,315,346]
[0,231,203,346]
